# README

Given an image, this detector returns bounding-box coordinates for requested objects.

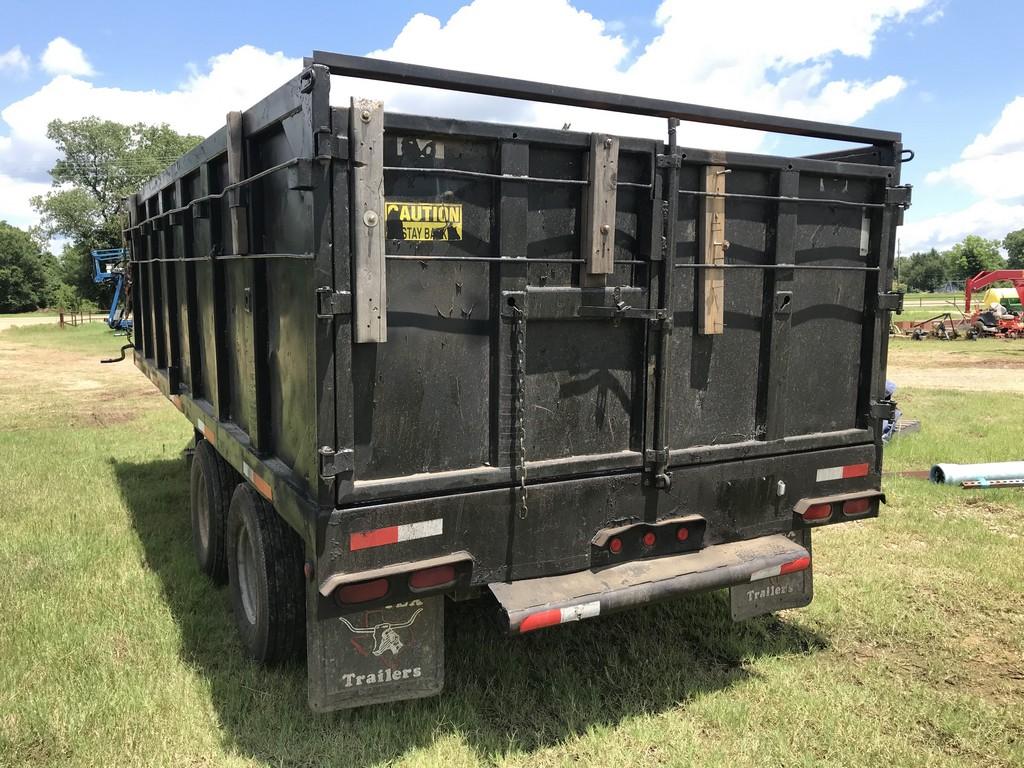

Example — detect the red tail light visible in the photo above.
[802,503,832,522]
[843,498,872,516]
[642,531,657,548]
[676,526,689,542]
[608,537,623,554]
[336,577,389,605]
[409,564,457,591]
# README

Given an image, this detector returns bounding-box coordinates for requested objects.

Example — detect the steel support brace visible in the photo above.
[647,120,680,490]
[226,111,249,255]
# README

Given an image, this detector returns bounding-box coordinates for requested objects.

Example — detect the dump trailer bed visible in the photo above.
[126,51,907,711]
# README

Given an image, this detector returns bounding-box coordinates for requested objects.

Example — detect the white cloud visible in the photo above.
[0,46,30,77]
[901,199,1024,253]
[1,1,927,229]
[335,0,924,151]
[0,173,51,230]
[925,96,1024,200]
[907,96,1024,251]
[40,37,95,77]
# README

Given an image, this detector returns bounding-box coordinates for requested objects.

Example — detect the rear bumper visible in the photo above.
[489,533,810,633]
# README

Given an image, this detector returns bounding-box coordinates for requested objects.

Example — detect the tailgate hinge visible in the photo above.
[878,291,904,313]
[315,130,349,162]
[869,399,897,422]
[316,287,352,317]
[885,184,913,209]
[319,446,354,478]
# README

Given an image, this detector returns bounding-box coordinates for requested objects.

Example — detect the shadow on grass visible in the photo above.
[114,456,827,766]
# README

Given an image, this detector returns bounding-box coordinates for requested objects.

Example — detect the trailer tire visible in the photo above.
[227,484,305,664]
[190,440,237,584]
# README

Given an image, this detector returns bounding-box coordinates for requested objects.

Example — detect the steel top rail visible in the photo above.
[311,51,901,147]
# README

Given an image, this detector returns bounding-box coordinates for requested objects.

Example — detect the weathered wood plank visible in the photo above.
[350,98,387,343]
[699,164,726,335]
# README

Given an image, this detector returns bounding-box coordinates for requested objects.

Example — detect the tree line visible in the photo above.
[897,231,1024,293]
[0,117,199,313]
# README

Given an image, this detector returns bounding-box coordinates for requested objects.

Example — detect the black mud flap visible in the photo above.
[730,530,813,620]
[306,592,444,712]
[489,533,810,634]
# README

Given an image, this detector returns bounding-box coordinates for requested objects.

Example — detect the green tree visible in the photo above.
[0,221,57,312]
[948,235,1004,281]
[31,117,201,301]
[1005,228,1024,269]
[902,248,949,292]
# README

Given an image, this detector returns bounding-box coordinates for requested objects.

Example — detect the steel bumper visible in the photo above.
[489,533,810,633]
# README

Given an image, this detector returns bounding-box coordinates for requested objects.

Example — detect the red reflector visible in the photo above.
[802,503,832,521]
[642,531,656,548]
[780,555,811,575]
[520,608,562,633]
[676,526,689,542]
[409,565,456,590]
[842,463,870,479]
[843,498,872,516]
[609,537,623,554]
[336,578,389,605]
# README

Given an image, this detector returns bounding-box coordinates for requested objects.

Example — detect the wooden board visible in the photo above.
[699,164,726,335]
[582,133,619,285]
[350,98,387,343]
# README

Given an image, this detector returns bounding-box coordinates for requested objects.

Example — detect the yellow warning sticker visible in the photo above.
[385,201,463,241]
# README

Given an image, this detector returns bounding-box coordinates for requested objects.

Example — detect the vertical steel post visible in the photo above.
[648,118,680,489]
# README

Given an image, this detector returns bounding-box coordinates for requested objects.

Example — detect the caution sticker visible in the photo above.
[385,201,463,242]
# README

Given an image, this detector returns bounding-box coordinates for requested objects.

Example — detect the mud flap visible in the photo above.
[730,530,813,620]
[306,590,444,712]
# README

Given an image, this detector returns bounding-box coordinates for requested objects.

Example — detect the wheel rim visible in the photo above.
[196,465,210,551]
[236,524,258,626]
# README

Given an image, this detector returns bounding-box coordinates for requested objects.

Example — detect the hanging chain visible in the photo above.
[511,303,528,519]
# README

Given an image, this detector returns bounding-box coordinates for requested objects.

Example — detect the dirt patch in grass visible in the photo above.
[933,498,1023,539]
[887,365,1024,392]
[0,338,159,428]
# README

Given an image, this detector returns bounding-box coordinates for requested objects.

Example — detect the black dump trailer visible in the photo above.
[125,52,909,711]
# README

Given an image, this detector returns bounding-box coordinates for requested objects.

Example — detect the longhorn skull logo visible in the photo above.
[338,608,423,656]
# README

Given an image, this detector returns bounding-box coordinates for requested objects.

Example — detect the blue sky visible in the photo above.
[1,0,1022,252]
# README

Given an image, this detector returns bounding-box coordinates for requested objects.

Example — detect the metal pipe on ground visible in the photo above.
[929,461,1024,484]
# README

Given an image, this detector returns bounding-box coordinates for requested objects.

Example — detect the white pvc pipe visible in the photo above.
[930,461,1024,484]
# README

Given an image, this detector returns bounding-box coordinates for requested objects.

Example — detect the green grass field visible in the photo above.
[0,325,1021,768]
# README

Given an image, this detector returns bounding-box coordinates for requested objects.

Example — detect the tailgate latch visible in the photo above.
[316,287,352,317]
